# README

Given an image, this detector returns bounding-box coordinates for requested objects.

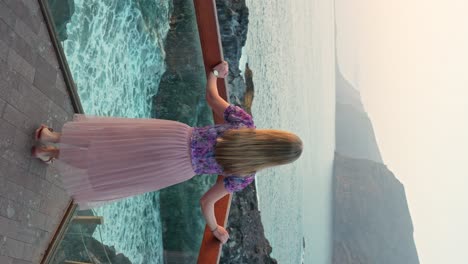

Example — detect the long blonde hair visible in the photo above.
[215,128,303,176]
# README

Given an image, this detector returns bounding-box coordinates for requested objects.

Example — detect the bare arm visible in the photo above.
[200,179,230,243]
[206,62,230,118]
[201,61,231,243]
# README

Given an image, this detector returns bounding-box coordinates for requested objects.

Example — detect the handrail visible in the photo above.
[193,0,232,263]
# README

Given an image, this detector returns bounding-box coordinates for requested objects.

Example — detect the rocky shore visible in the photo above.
[332,154,419,264]
[333,65,419,263]
[221,179,277,264]
[215,0,250,106]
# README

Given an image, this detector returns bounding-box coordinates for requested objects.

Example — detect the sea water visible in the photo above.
[241,0,335,263]
[61,0,335,263]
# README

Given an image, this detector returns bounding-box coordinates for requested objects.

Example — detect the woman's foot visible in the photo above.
[31,145,59,164]
[34,125,61,143]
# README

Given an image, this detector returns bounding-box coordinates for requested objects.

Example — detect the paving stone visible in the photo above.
[0,1,16,28]
[0,97,6,116]
[55,72,68,93]
[12,258,32,264]
[0,40,9,62]
[0,18,13,44]
[3,181,24,205]
[22,0,41,15]
[0,62,19,99]
[40,45,59,69]
[0,254,13,264]
[0,1,75,262]
[35,54,58,79]
[15,78,50,120]
[7,49,35,83]
[0,196,21,221]
[10,32,37,66]
[27,210,48,231]
[1,148,31,172]
[0,120,16,150]
[3,104,31,131]
[33,74,57,99]
[0,215,16,238]
[43,166,62,187]
[28,159,48,179]
[3,0,41,34]
[0,177,10,198]
[23,188,41,212]
[6,170,35,194]
[13,18,38,49]
[4,237,25,259]
[22,242,35,261]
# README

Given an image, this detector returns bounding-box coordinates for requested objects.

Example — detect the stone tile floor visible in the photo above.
[0,0,75,263]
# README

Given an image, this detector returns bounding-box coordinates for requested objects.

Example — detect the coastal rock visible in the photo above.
[216,0,250,106]
[47,0,75,41]
[242,63,255,114]
[221,183,277,264]
[335,67,383,163]
[333,65,419,263]
[332,153,419,264]
[152,0,212,126]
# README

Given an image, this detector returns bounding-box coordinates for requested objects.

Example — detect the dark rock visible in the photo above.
[152,0,212,126]
[335,67,383,163]
[221,183,277,264]
[332,153,419,264]
[47,0,75,41]
[242,63,254,114]
[333,64,419,263]
[216,0,250,106]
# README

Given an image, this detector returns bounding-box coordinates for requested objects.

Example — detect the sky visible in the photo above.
[336,0,468,263]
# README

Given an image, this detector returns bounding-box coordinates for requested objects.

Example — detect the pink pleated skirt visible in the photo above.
[56,114,196,209]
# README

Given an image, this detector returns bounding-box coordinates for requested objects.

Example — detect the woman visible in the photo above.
[31,61,303,243]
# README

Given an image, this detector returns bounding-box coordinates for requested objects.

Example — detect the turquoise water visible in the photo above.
[59,0,335,263]
[63,0,171,118]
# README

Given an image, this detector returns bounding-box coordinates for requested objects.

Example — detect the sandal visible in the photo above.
[34,124,54,142]
[31,146,56,164]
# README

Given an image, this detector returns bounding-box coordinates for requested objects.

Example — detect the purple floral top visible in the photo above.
[190,105,255,192]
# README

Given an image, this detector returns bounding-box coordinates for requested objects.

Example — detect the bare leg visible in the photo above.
[32,145,60,163]
[36,127,61,143]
